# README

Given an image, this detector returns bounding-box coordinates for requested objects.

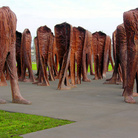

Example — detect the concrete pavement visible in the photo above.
[0,72,138,138]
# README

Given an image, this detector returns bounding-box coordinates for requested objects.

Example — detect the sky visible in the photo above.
[0,0,138,41]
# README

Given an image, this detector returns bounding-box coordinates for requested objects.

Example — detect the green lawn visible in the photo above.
[0,110,74,138]
[87,63,113,72]
[32,62,113,72]
[108,63,113,71]
[32,62,37,71]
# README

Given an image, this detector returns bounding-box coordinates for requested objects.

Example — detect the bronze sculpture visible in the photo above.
[82,30,94,82]
[92,31,113,80]
[0,6,31,104]
[55,22,73,90]
[35,25,56,86]
[122,8,138,103]
[19,29,35,82]
[70,27,85,85]
[104,24,127,87]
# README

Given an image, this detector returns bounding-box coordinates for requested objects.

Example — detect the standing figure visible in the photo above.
[55,22,73,90]
[104,24,127,87]
[20,29,35,82]
[0,6,31,104]
[70,27,85,85]
[82,30,94,82]
[123,8,138,103]
[92,32,113,80]
[36,25,56,86]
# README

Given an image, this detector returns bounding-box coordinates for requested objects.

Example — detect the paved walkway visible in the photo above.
[0,72,138,138]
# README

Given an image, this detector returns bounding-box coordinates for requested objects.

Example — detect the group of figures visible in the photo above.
[0,6,137,104]
[33,23,113,90]
[105,8,138,103]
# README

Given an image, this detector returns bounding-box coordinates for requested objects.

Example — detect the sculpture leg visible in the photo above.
[7,47,31,104]
[0,73,7,103]
[33,66,43,85]
[55,59,62,79]
[4,62,10,80]
[38,56,50,86]
[120,58,127,88]
[117,65,123,83]
[98,50,104,79]
[48,55,55,81]
[104,56,119,84]
[0,72,7,86]
[123,45,137,103]
[132,73,138,97]
[82,52,91,82]
[52,54,58,77]
[89,54,94,75]
[53,53,59,78]
[109,45,114,71]
[57,50,71,90]
[70,52,75,85]
[48,65,55,81]
[0,57,7,103]
[47,50,55,81]
[132,49,138,97]
[136,72,138,93]
[76,51,82,84]
[93,54,99,80]
[102,47,109,78]
[19,63,26,81]
[27,61,35,82]
[123,11,138,103]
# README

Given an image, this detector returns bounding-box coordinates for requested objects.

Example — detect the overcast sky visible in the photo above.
[0,0,138,39]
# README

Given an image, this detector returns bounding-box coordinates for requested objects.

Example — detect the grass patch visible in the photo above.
[32,62,37,71]
[108,63,113,71]
[0,110,74,138]
[87,63,113,73]
[32,62,113,72]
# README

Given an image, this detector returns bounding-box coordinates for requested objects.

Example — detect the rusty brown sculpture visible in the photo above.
[0,62,10,86]
[53,36,59,76]
[52,36,58,77]
[2,62,10,80]
[0,71,7,86]
[111,30,122,82]
[35,25,56,86]
[92,31,113,80]
[102,35,114,78]
[0,6,31,104]
[92,31,105,80]
[69,26,94,85]
[19,29,35,82]
[48,32,57,81]
[36,26,50,86]
[82,30,94,82]
[16,31,22,78]
[112,30,117,62]
[122,8,138,104]
[34,36,40,77]
[104,24,127,87]
[54,23,69,80]
[70,27,85,85]
[55,22,73,90]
